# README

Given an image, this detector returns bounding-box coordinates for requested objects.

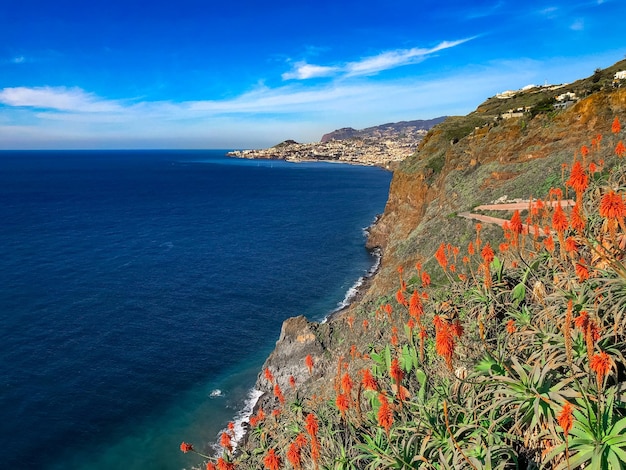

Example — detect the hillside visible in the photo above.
[182,61,626,470]
[320,117,448,143]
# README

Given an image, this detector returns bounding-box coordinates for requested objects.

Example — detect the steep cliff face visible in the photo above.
[246,84,626,451]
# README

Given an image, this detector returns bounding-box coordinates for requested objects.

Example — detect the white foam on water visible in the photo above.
[211,387,263,456]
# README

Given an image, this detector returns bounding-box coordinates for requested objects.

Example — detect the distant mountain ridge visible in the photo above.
[320,117,447,142]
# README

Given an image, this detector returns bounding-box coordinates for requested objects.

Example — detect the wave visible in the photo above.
[211,388,263,456]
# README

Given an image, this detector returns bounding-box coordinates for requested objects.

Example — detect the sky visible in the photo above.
[0,0,625,149]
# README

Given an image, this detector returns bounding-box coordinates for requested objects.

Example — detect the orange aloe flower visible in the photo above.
[264,368,275,384]
[217,457,235,470]
[336,393,350,415]
[421,271,431,287]
[305,413,318,438]
[590,351,612,388]
[566,161,589,200]
[557,402,574,437]
[362,368,378,391]
[274,384,285,404]
[552,203,569,233]
[294,433,308,448]
[544,234,555,253]
[435,323,455,369]
[180,442,193,453]
[570,202,586,232]
[395,289,407,307]
[565,236,578,254]
[510,210,523,235]
[377,394,394,433]
[310,436,320,463]
[263,448,281,470]
[506,319,516,334]
[612,116,621,134]
[616,140,626,157]
[409,290,423,320]
[467,241,475,255]
[581,145,590,157]
[220,432,233,453]
[341,372,353,395]
[289,375,296,389]
[435,242,448,269]
[390,358,404,384]
[305,354,314,375]
[599,190,626,220]
[575,259,590,281]
[481,243,494,264]
[286,442,302,470]
[362,319,369,331]
[207,462,217,470]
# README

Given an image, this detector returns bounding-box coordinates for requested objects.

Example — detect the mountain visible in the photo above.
[320,117,448,143]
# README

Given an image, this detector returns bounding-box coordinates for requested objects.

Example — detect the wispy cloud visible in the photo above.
[0,86,124,113]
[570,18,585,30]
[282,39,473,81]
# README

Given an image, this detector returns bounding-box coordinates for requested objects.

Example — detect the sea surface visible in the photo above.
[0,150,392,469]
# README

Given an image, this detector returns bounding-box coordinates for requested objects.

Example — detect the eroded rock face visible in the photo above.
[254,316,332,407]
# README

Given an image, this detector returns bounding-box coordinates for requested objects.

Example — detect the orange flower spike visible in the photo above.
[207,462,217,470]
[506,319,516,334]
[286,442,302,470]
[599,190,626,219]
[566,160,589,202]
[227,421,235,433]
[217,457,235,470]
[510,210,523,235]
[395,289,407,307]
[409,290,423,320]
[362,368,379,391]
[220,432,233,452]
[421,271,431,287]
[544,235,555,253]
[467,241,475,255]
[570,203,586,233]
[310,437,320,463]
[552,203,569,233]
[347,316,354,330]
[274,384,285,404]
[557,402,574,437]
[289,375,296,389]
[435,323,455,369]
[390,357,404,384]
[590,352,612,389]
[499,242,509,253]
[377,394,394,433]
[180,442,193,453]
[575,259,590,281]
[341,372,353,395]
[294,433,308,448]
[336,393,350,415]
[305,354,314,375]
[589,161,598,173]
[434,242,448,270]
[362,319,369,331]
[616,140,626,157]
[574,310,589,330]
[263,448,281,470]
[612,116,621,134]
[581,145,590,157]
[305,413,319,438]
[481,243,495,264]
[565,236,578,254]
[264,368,275,384]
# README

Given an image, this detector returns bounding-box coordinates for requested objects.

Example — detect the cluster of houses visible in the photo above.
[495,70,626,119]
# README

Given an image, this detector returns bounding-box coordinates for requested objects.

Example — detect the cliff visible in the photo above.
[196,60,626,469]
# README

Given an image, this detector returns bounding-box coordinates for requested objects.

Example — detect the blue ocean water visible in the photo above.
[0,150,391,469]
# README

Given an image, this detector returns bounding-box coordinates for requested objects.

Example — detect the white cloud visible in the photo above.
[12,56,26,64]
[282,38,473,80]
[0,86,123,113]
[281,62,340,80]
[570,18,585,30]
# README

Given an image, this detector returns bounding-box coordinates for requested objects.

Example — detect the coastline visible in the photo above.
[218,214,386,456]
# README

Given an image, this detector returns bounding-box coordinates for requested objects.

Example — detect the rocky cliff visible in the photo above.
[234,61,626,466]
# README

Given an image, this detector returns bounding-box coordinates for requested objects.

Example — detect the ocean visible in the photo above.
[0,150,392,469]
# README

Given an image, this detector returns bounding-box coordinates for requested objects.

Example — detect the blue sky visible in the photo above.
[0,0,624,149]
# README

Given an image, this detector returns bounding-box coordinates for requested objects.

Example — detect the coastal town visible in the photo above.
[226,118,446,168]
